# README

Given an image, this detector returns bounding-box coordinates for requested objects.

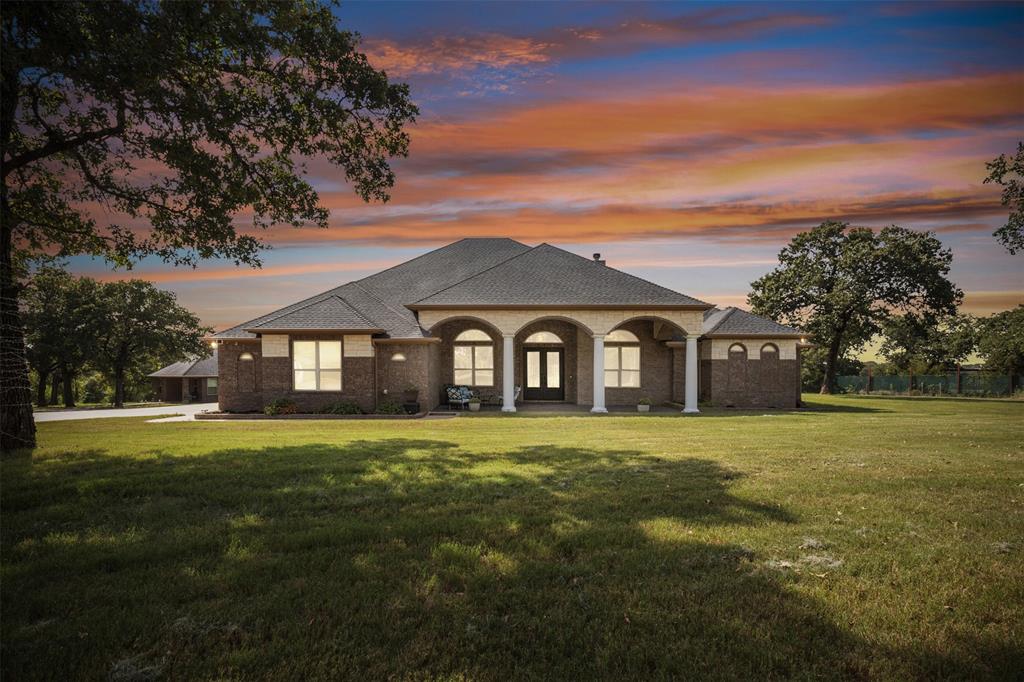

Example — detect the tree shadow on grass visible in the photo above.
[0,440,1012,680]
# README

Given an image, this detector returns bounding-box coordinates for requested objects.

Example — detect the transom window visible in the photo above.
[524,331,562,344]
[293,340,342,391]
[454,329,493,386]
[605,329,641,388]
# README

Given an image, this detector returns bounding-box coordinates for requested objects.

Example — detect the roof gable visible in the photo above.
[149,350,218,378]
[246,295,381,332]
[412,243,710,308]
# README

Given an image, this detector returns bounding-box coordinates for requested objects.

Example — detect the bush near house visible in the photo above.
[263,398,297,416]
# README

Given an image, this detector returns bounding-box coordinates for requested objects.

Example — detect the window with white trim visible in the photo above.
[453,329,494,386]
[604,329,640,387]
[293,340,342,391]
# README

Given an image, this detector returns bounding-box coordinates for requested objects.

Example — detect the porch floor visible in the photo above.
[446,402,686,415]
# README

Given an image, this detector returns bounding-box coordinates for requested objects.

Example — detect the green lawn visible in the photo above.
[2,396,1022,680]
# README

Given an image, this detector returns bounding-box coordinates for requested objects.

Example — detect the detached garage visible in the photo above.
[148,351,219,403]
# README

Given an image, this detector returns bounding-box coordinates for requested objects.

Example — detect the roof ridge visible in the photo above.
[352,237,527,290]
[347,281,421,331]
[216,282,349,336]
[409,242,542,304]
[704,306,739,336]
[542,244,714,307]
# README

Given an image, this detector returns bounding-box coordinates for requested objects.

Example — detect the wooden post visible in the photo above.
[956,364,961,394]
[867,366,873,393]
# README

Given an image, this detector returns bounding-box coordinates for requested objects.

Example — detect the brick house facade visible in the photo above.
[208,239,806,413]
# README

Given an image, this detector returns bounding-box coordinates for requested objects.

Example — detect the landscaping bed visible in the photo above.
[194,411,426,420]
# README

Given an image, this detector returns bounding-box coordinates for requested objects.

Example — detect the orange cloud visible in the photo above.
[961,291,1024,316]
[90,259,399,283]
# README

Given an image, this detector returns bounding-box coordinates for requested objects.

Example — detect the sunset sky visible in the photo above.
[70,1,1023,332]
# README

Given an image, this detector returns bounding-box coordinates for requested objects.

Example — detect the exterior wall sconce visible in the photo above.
[391,352,407,362]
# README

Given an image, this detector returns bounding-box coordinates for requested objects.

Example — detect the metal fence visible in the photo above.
[836,373,1018,397]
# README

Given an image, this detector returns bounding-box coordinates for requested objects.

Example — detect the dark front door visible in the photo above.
[523,347,565,401]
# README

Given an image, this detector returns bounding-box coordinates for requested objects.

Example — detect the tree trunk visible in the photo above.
[49,371,60,405]
[0,190,37,450]
[36,369,49,406]
[61,366,76,407]
[819,333,843,395]
[114,364,125,408]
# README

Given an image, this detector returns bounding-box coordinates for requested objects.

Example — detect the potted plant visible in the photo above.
[467,396,481,412]
[637,397,651,413]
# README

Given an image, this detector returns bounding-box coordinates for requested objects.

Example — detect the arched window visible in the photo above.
[605,329,641,388]
[760,343,779,386]
[455,329,490,342]
[727,343,747,390]
[524,331,562,344]
[454,329,493,386]
[606,329,639,343]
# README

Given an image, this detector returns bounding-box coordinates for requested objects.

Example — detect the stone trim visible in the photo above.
[261,334,289,357]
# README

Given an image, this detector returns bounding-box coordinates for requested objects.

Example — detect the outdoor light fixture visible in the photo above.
[391,352,407,362]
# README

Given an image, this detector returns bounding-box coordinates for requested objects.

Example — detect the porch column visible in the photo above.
[181,377,190,403]
[591,334,607,413]
[683,334,699,414]
[501,333,516,412]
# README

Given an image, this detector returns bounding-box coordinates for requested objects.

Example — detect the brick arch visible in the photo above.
[423,314,503,337]
[610,314,692,340]
[511,314,594,337]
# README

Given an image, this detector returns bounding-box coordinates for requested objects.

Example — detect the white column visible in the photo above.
[591,334,607,413]
[683,334,700,414]
[501,334,516,412]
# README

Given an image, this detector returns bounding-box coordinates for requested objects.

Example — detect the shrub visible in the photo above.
[638,397,652,405]
[318,401,363,415]
[375,399,404,415]
[264,398,297,416]
[467,396,481,405]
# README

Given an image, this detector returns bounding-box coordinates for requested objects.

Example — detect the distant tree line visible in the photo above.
[750,221,1024,393]
[22,270,209,408]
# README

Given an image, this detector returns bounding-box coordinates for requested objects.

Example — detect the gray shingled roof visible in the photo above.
[702,307,803,337]
[412,243,711,307]
[212,238,530,340]
[212,238,712,340]
[149,350,218,377]
[246,296,381,332]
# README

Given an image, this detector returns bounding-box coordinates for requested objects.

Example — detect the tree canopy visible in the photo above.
[93,279,209,407]
[977,306,1024,376]
[984,141,1024,255]
[749,221,962,393]
[879,313,977,374]
[1,0,417,449]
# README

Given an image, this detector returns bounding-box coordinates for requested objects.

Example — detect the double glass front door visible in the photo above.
[523,347,564,401]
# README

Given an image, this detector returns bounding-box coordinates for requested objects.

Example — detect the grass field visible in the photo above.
[2,395,1022,680]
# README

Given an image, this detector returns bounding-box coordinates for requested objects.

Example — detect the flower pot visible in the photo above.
[637,404,650,412]
[468,402,481,412]
[402,389,419,403]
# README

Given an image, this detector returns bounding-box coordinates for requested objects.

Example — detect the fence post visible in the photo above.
[908,369,913,393]
[867,366,873,393]
[956,364,961,394]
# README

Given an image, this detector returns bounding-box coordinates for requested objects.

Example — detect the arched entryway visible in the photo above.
[522,330,565,401]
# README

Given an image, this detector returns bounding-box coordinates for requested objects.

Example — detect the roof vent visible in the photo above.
[593,253,605,265]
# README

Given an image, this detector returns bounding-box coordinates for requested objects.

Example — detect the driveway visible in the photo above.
[34,403,211,422]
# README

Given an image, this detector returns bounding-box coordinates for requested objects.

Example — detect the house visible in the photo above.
[209,239,805,413]
[148,350,219,403]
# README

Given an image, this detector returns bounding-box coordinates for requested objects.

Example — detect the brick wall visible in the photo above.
[377,343,437,410]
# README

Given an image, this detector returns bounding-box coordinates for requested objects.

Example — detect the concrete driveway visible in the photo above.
[34,403,211,423]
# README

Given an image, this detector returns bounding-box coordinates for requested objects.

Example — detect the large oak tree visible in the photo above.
[749,221,962,393]
[984,141,1023,255]
[1,1,417,449]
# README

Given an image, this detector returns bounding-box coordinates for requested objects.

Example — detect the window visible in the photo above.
[605,329,640,388]
[727,343,748,390]
[206,378,218,397]
[760,343,779,386]
[524,331,562,344]
[453,329,493,386]
[606,329,639,343]
[293,340,342,391]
